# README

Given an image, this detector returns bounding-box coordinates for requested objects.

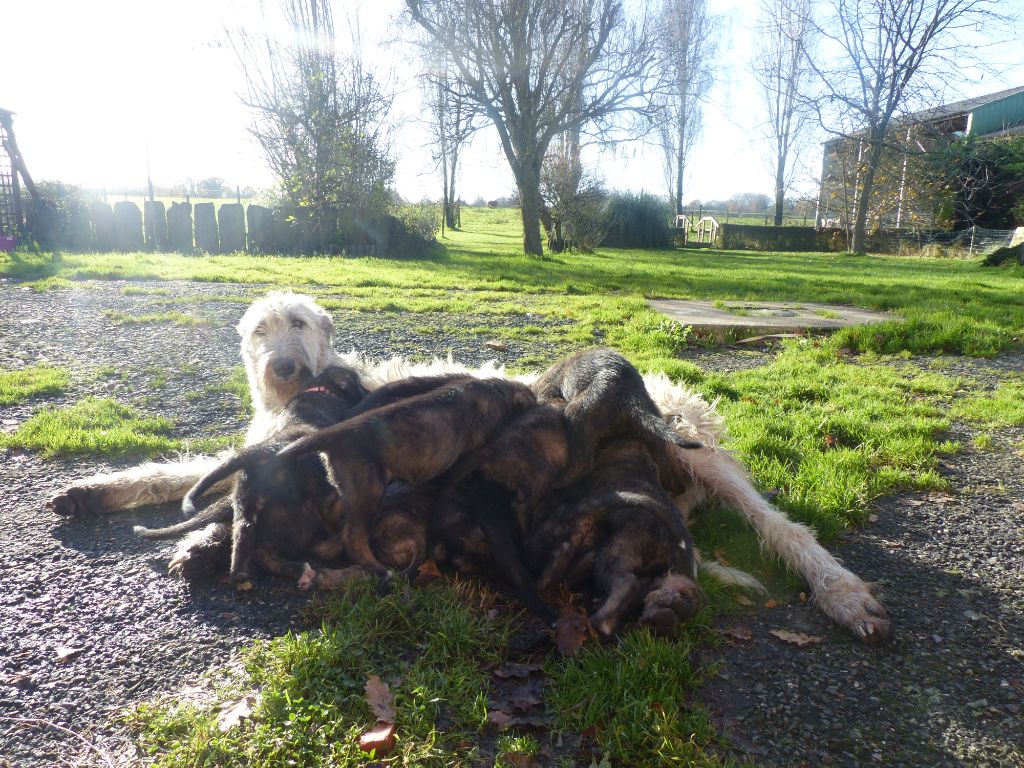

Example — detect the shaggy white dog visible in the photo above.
[49,291,889,641]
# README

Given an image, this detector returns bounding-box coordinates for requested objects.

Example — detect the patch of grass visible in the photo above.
[0,365,70,405]
[0,397,176,457]
[951,381,1024,428]
[103,310,204,326]
[701,343,955,541]
[129,579,511,766]
[547,627,739,767]
[5,207,1022,357]
[972,433,993,450]
[814,308,841,319]
[205,366,253,415]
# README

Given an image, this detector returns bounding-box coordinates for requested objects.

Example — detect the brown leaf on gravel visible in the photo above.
[897,498,925,507]
[712,548,730,567]
[769,629,824,647]
[414,559,442,585]
[555,606,591,656]
[358,721,396,755]
[493,661,543,679]
[717,625,752,642]
[365,675,396,723]
[763,599,781,609]
[217,695,257,732]
[925,492,956,504]
[485,340,507,351]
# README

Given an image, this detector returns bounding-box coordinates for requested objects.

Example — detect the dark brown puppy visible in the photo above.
[142,366,370,586]
[276,376,538,584]
[525,438,702,637]
[171,373,468,586]
[531,348,702,478]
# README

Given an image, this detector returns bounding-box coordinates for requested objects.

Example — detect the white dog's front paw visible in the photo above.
[816,577,891,643]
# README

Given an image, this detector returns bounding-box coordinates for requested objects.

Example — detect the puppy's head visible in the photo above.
[237,292,336,413]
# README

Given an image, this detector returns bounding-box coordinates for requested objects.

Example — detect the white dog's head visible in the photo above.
[237,291,338,413]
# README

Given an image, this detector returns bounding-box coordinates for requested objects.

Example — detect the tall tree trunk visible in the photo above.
[851,139,883,253]
[516,161,544,257]
[774,159,786,226]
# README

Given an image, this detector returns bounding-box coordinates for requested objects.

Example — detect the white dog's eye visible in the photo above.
[254,325,266,337]
[290,318,306,330]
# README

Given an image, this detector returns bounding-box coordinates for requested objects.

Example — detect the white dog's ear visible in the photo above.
[317,308,334,340]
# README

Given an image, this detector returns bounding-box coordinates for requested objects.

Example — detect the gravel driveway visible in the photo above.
[1,281,1021,767]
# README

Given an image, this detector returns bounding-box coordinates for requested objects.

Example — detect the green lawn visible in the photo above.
[3,207,1021,766]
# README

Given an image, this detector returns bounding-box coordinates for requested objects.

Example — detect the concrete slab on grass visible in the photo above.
[648,299,900,342]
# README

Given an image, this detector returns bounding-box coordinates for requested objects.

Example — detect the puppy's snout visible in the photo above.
[272,358,297,379]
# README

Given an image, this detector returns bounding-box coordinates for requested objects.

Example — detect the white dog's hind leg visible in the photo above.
[673,445,890,642]
[49,455,229,516]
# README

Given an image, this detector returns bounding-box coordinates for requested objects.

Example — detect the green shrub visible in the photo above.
[601,192,673,249]
[396,203,441,244]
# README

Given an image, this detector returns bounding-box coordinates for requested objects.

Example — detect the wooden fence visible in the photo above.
[27,199,401,256]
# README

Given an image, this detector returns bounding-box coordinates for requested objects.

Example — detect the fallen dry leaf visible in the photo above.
[763,599,781,609]
[358,721,396,755]
[712,548,730,567]
[505,680,545,712]
[717,625,753,642]
[485,340,507,351]
[487,709,513,728]
[868,514,879,524]
[897,498,925,507]
[217,695,257,732]
[493,662,543,679]
[925,492,956,504]
[555,606,590,656]
[734,594,754,606]
[365,675,396,723]
[414,559,442,586]
[769,629,824,647]
[799,592,808,603]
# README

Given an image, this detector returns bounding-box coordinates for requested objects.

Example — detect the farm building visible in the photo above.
[817,85,1024,230]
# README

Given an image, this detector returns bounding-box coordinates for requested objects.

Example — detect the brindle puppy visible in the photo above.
[169,373,469,587]
[525,438,702,637]
[137,365,369,586]
[276,376,538,585]
[531,348,702,478]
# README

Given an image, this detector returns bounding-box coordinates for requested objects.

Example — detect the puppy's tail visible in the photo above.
[276,427,338,461]
[133,499,232,540]
[633,400,704,450]
[180,445,273,516]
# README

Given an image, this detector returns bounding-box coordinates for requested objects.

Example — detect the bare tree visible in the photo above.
[230,0,395,226]
[658,0,716,217]
[422,53,481,232]
[809,0,1003,253]
[754,0,814,226]
[406,0,662,257]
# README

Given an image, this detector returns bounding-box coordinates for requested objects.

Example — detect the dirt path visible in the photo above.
[1,282,1021,766]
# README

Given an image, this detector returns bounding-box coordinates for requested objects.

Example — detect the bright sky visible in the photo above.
[5,0,1024,204]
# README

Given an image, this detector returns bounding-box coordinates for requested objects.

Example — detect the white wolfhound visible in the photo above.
[50,291,889,642]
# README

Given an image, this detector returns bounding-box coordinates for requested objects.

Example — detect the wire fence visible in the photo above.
[889,226,1019,258]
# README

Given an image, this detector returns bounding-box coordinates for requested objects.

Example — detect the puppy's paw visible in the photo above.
[49,486,107,517]
[297,563,317,591]
[639,573,702,636]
